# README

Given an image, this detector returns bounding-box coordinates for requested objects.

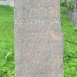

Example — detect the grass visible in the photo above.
[61,7,77,77]
[0,5,15,77]
[0,5,77,77]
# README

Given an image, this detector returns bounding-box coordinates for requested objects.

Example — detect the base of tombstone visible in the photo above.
[68,9,73,20]
[71,20,77,30]
[71,10,77,27]
[74,22,77,30]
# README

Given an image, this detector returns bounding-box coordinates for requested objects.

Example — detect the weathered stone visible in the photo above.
[14,0,63,77]
[73,0,77,10]
[0,0,14,7]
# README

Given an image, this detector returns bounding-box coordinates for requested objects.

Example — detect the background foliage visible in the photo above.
[61,6,77,77]
[0,6,15,77]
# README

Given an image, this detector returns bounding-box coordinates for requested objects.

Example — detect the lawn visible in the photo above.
[0,6,15,77]
[61,7,77,77]
[0,5,77,77]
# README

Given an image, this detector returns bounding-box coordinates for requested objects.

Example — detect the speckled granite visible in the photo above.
[14,0,63,77]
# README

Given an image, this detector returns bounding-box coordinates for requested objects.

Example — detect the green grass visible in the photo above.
[0,5,77,77]
[60,0,71,3]
[0,5,15,77]
[61,7,77,77]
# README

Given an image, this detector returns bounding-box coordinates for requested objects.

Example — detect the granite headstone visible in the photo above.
[14,0,63,77]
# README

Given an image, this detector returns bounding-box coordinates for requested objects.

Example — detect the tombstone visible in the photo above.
[68,9,73,20]
[71,0,77,29]
[73,0,77,10]
[0,0,14,7]
[14,0,63,77]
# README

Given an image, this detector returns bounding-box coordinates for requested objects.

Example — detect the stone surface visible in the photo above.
[72,11,77,22]
[69,0,77,27]
[0,0,14,7]
[73,0,77,10]
[14,0,63,77]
